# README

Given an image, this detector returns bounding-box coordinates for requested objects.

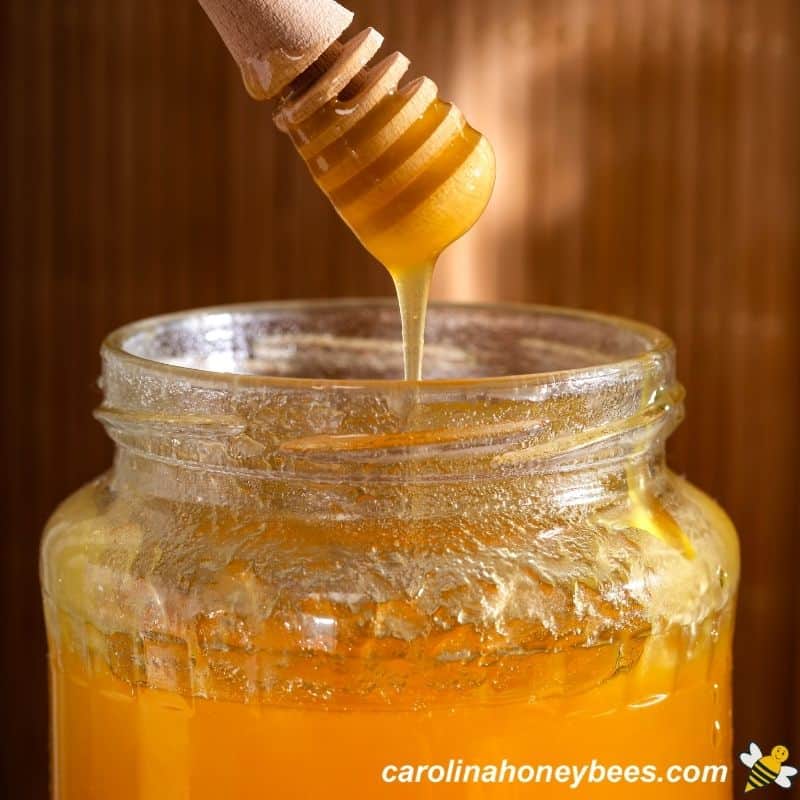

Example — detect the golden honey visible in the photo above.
[277,38,496,379]
[51,614,732,799]
[42,301,739,799]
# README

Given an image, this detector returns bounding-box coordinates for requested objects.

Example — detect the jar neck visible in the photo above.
[108,443,674,523]
[96,301,684,519]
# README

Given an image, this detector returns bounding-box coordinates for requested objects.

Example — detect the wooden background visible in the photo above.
[2,0,798,795]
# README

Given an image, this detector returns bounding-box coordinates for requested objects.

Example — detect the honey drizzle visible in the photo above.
[274,32,496,380]
[617,370,696,557]
[390,263,434,381]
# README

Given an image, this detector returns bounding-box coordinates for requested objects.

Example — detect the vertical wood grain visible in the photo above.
[2,1,798,795]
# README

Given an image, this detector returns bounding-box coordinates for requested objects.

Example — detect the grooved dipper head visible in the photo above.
[198,0,353,98]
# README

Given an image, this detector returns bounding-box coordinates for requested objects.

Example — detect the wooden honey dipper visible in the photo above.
[199,0,496,379]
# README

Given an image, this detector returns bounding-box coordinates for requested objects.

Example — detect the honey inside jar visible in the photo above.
[52,608,733,799]
[42,304,739,799]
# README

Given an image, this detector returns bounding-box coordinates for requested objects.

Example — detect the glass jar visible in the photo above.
[41,300,738,799]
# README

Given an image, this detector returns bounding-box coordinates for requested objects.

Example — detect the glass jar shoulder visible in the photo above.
[667,470,740,580]
[650,469,740,614]
[40,468,739,707]
[41,475,156,651]
[585,466,739,631]
[40,468,740,638]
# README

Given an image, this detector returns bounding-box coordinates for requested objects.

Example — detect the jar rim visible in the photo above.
[98,300,681,487]
[102,298,674,390]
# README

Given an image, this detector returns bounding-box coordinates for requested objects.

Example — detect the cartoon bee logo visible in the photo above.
[740,742,797,792]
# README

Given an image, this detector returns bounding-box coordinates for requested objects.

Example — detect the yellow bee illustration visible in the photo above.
[740,742,797,792]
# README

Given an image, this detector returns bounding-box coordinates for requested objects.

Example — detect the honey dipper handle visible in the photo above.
[198,0,354,99]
